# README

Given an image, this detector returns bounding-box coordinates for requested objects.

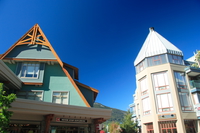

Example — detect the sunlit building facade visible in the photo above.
[0,24,111,133]
[131,27,200,133]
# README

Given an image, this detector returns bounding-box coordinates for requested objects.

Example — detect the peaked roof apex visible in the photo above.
[134,27,183,66]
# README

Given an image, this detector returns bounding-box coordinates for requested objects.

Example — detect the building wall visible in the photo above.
[135,62,197,132]
[17,64,87,107]
[6,44,56,59]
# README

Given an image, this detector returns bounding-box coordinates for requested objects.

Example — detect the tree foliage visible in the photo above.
[120,110,138,133]
[109,121,120,133]
[195,50,200,67]
[0,83,16,133]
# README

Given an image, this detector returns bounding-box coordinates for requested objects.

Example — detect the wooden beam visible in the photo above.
[45,114,54,133]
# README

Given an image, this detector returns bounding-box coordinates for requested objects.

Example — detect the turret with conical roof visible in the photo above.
[134,27,183,66]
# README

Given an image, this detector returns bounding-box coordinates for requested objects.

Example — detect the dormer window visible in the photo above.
[21,63,40,78]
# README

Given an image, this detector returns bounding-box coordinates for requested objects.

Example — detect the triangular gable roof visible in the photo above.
[134,27,183,66]
[1,24,91,107]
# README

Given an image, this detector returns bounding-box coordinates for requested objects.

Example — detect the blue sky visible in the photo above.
[0,1,200,111]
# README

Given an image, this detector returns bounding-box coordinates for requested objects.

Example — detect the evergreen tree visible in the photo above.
[0,83,16,133]
[120,110,137,133]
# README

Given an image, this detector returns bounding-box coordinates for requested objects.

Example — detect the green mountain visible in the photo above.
[93,102,127,123]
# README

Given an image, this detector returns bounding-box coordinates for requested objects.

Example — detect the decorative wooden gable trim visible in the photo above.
[1,24,91,107]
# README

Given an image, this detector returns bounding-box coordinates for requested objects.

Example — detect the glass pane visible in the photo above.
[21,66,26,77]
[26,66,34,77]
[17,96,26,99]
[34,65,39,78]
[62,97,68,104]
[27,96,35,100]
[157,95,161,108]
[35,96,42,101]
[162,130,166,133]
[141,78,147,92]
[161,94,168,107]
[53,92,60,96]
[18,91,26,95]
[35,92,42,95]
[168,94,173,107]
[28,92,35,95]
[61,92,68,96]
[53,97,61,103]
[157,73,165,86]
[172,129,177,133]
[167,129,171,133]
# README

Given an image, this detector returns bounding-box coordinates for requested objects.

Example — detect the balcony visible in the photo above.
[189,80,200,93]
[194,104,200,119]
[131,111,136,118]
[185,66,200,76]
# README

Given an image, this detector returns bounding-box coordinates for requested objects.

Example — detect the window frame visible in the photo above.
[52,91,69,105]
[172,55,180,64]
[146,123,154,133]
[142,96,151,115]
[159,121,177,133]
[174,71,188,90]
[152,55,162,65]
[156,93,174,112]
[179,92,192,111]
[20,62,40,79]
[152,71,169,91]
[192,93,200,104]
[140,76,148,95]
[17,90,43,101]
[136,60,145,73]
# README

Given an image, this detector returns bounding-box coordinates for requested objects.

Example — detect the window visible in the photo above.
[17,91,43,101]
[174,72,188,89]
[142,97,151,115]
[140,77,148,95]
[157,93,173,112]
[168,54,183,65]
[179,92,192,111]
[52,92,69,105]
[153,55,162,65]
[147,54,167,67]
[192,93,200,104]
[184,120,196,133]
[137,104,140,119]
[152,72,169,90]
[136,60,146,73]
[21,63,40,78]
[146,123,154,133]
[159,121,177,133]
[129,104,135,114]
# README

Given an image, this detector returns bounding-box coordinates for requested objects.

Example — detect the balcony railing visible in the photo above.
[189,80,200,89]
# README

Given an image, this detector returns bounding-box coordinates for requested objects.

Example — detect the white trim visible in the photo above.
[20,62,40,79]
[52,91,69,105]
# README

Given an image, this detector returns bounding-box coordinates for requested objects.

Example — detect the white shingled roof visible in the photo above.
[134,27,183,66]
